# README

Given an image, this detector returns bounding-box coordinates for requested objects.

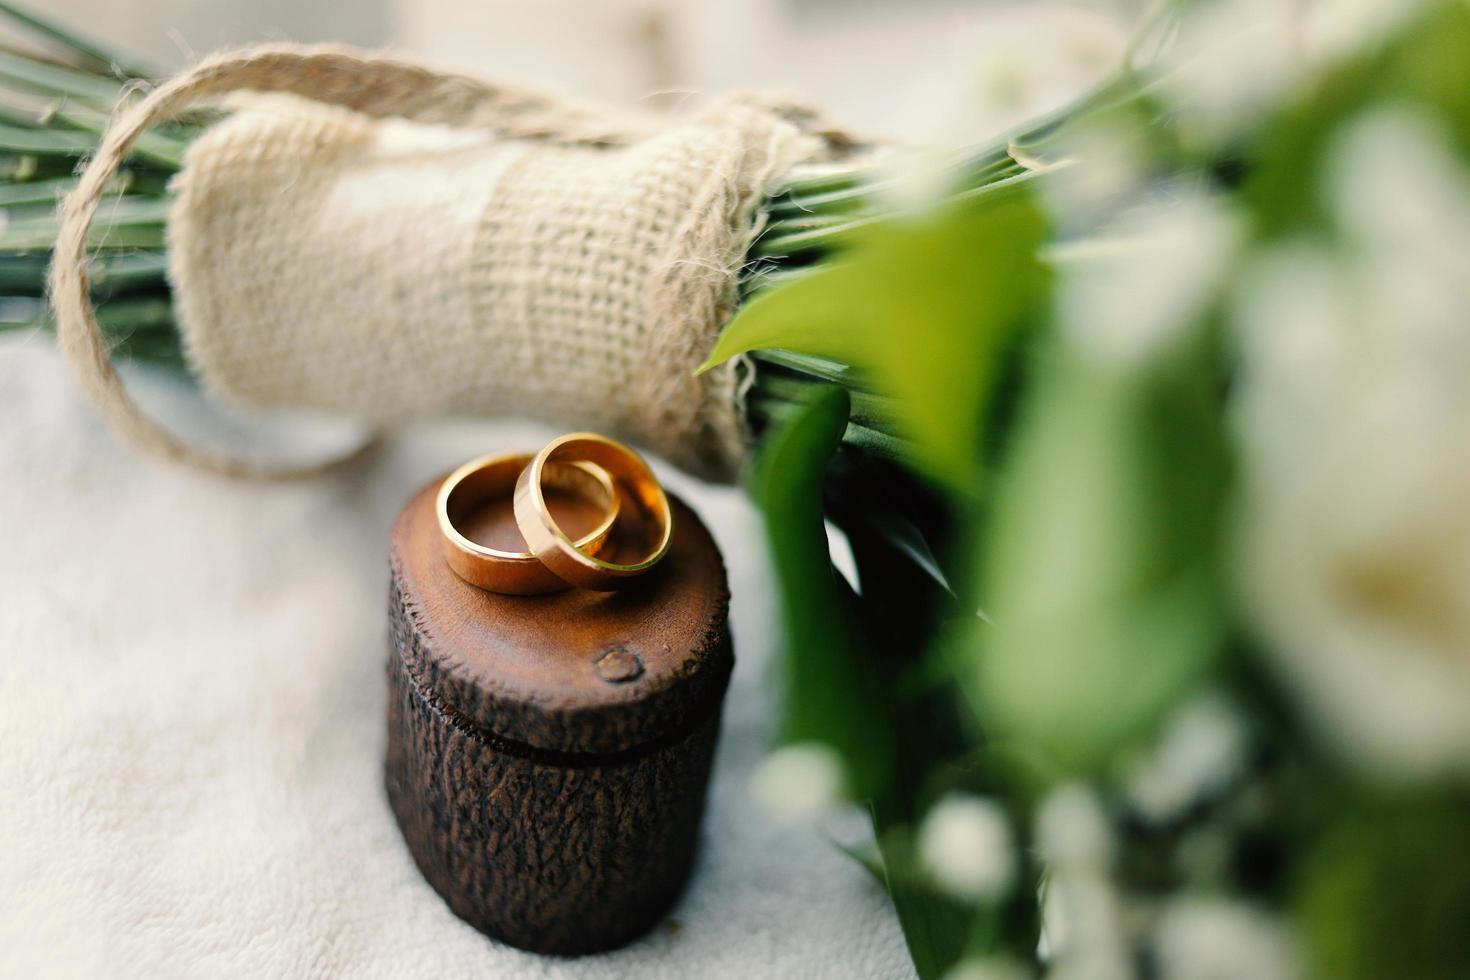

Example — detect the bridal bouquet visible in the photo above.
[7,0,1470,976]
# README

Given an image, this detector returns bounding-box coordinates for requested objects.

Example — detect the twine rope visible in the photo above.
[50,44,827,479]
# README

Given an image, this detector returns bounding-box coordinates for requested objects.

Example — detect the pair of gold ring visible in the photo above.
[436,433,673,594]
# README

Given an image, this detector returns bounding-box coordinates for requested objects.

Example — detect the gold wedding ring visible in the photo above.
[514,433,673,592]
[438,451,619,595]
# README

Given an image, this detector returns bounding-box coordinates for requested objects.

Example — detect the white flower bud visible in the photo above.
[1046,188,1240,368]
[1125,695,1246,824]
[918,794,1017,902]
[943,956,1033,980]
[1038,120,1149,227]
[749,742,845,821]
[1156,0,1302,144]
[1040,873,1131,980]
[1153,898,1300,980]
[1304,0,1428,64]
[1035,791,1129,980]
[1036,784,1112,872]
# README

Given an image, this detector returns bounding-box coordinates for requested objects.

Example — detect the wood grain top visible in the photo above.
[389,476,733,755]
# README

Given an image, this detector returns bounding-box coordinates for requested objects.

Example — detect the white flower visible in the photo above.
[1038,119,1150,227]
[1156,0,1304,144]
[1039,873,1131,980]
[1153,898,1300,980]
[943,956,1033,980]
[1036,783,1112,872]
[1125,695,1247,825]
[1046,187,1240,368]
[1231,107,1470,780]
[1035,784,1130,979]
[918,794,1017,902]
[1303,0,1428,64]
[749,742,845,820]
[872,146,971,215]
[1155,0,1430,146]
[899,9,1127,149]
[1331,108,1470,322]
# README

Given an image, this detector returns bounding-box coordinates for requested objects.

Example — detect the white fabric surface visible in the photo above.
[0,337,914,979]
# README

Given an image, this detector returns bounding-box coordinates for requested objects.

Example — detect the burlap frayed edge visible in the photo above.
[50,44,852,481]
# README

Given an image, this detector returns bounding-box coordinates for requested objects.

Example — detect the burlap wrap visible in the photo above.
[50,45,849,481]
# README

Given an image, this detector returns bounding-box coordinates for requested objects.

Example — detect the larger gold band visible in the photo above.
[438,451,619,595]
[513,433,673,592]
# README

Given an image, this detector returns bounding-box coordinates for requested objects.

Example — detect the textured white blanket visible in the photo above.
[0,337,913,979]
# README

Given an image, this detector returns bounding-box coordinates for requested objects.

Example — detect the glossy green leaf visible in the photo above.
[706,191,1050,491]
[755,399,970,979]
[751,384,892,796]
[869,808,976,980]
[749,348,861,387]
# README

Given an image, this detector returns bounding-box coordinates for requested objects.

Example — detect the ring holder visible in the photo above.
[386,475,733,954]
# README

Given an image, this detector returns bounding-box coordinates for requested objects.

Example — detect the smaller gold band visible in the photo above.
[437,451,619,595]
[513,433,673,592]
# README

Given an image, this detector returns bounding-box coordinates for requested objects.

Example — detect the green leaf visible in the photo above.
[0,172,128,208]
[1297,793,1470,980]
[869,808,976,980]
[86,249,170,291]
[754,370,903,434]
[841,478,1017,977]
[0,249,168,295]
[0,1,155,78]
[0,222,165,251]
[968,346,1230,770]
[749,347,861,387]
[708,191,1051,491]
[750,384,892,797]
[830,833,886,884]
[756,388,987,977]
[750,171,1039,261]
[0,48,123,106]
[0,195,170,250]
[749,393,916,467]
[858,510,953,595]
[45,99,190,171]
[0,294,175,334]
[0,120,100,156]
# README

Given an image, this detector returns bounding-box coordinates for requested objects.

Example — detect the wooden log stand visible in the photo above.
[385,477,733,955]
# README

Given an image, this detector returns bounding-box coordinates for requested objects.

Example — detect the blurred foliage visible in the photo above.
[972,339,1230,772]
[1246,3,1470,238]
[742,3,1470,978]
[1296,793,1470,980]
[0,3,186,368]
[750,384,893,798]
[707,191,1050,494]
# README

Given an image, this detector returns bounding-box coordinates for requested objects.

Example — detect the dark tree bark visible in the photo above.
[385,478,733,955]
